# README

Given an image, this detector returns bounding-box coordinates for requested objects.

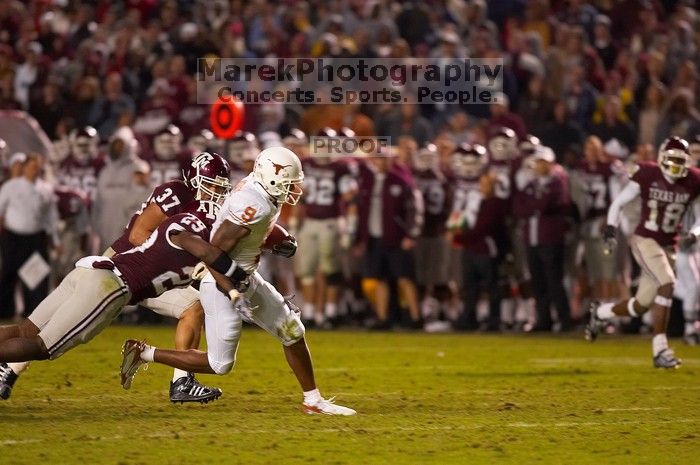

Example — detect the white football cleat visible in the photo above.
[120,339,147,390]
[303,397,357,416]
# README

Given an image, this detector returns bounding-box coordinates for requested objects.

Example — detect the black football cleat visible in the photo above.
[0,363,18,400]
[169,374,222,404]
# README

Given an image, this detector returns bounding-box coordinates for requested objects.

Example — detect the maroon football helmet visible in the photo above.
[519,134,540,157]
[70,126,99,162]
[488,126,518,162]
[153,124,183,160]
[658,136,691,179]
[182,199,220,228]
[452,143,487,178]
[183,152,232,204]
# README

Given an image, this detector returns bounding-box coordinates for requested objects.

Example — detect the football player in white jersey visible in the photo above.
[120,147,356,415]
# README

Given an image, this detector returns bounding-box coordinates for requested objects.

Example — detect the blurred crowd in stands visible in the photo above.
[0,0,699,335]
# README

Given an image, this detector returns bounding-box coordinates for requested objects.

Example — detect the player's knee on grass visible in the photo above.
[207,352,235,375]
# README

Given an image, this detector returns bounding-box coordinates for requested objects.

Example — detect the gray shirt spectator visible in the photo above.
[92,126,140,252]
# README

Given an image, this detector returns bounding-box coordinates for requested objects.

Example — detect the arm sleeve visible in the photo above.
[606,181,641,226]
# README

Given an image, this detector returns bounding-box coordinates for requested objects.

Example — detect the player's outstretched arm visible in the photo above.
[606,180,641,227]
[129,202,167,246]
[169,230,246,293]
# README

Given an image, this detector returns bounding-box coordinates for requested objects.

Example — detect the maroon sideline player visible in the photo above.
[105,151,232,403]
[56,126,105,203]
[293,127,358,326]
[411,144,452,324]
[0,199,246,401]
[588,137,700,369]
[142,124,193,187]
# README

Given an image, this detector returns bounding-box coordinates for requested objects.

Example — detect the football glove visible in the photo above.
[192,262,208,281]
[272,236,297,258]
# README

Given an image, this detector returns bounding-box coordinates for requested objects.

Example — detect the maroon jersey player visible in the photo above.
[411,145,452,322]
[0,200,247,400]
[294,127,358,326]
[107,152,231,256]
[486,127,520,201]
[141,124,193,187]
[56,126,105,203]
[588,137,700,369]
[447,143,488,245]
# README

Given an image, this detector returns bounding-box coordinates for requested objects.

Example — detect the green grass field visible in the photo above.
[3,326,699,465]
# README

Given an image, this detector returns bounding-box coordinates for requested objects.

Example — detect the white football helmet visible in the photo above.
[252,146,304,205]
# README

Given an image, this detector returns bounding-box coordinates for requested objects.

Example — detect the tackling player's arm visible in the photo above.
[129,203,167,246]
[169,228,247,294]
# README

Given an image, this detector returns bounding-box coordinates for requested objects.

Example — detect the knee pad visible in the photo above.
[208,353,235,375]
[279,313,305,346]
[325,272,344,286]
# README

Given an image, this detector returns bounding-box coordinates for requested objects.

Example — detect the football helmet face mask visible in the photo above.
[153,124,183,160]
[488,127,518,161]
[185,152,232,205]
[658,136,691,179]
[412,144,439,172]
[519,134,540,157]
[70,126,99,163]
[253,146,304,205]
[452,143,487,179]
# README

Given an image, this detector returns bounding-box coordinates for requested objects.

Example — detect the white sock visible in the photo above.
[303,388,322,404]
[172,368,188,382]
[8,362,29,375]
[302,303,315,320]
[325,302,337,319]
[596,302,615,320]
[141,345,156,362]
[652,334,668,356]
[314,312,325,326]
